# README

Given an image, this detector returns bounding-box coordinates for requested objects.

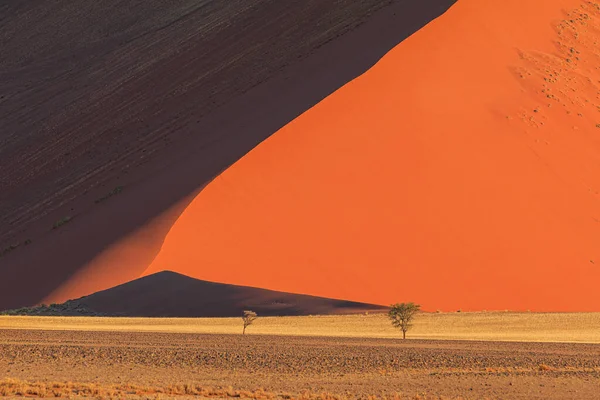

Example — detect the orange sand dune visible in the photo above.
[57,0,600,311]
[141,0,600,311]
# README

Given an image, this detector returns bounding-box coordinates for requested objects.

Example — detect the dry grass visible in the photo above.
[1,312,600,343]
[2,329,599,399]
[0,378,464,399]
[0,378,277,399]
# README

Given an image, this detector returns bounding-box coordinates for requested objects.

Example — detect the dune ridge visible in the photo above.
[0,0,456,309]
[136,0,600,311]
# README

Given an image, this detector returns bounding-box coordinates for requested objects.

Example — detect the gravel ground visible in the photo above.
[1,329,600,399]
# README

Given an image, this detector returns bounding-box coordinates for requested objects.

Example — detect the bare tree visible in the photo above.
[388,302,421,339]
[242,310,258,335]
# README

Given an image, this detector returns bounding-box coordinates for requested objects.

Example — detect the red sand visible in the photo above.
[58,0,600,311]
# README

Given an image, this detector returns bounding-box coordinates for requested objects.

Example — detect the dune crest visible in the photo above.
[139,0,600,312]
[12,0,455,310]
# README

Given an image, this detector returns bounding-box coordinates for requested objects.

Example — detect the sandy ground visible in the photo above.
[1,326,600,399]
[2,313,600,343]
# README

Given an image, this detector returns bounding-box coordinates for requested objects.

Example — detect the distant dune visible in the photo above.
[3,271,386,317]
[0,0,456,309]
[137,0,600,312]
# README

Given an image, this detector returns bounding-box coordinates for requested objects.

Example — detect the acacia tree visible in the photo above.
[242,310,258,335]
[388,302,421,339]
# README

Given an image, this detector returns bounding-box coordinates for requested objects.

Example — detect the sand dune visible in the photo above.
[5,0,599,312]
[4,271,386,317]
[0,0,455,309]
[137,0,600,311]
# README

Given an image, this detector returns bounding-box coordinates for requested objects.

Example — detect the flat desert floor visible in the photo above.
[2,312,600,343]
[1,313,600,399]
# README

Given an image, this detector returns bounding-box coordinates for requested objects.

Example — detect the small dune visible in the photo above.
[4,271,386,317]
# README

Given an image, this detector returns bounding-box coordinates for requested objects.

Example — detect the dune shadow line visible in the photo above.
[0,0,457,309]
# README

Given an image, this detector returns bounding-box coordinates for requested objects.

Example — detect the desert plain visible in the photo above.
[1,312,600,399]
[2,0,600,398]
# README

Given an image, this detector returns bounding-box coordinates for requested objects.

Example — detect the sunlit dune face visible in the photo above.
[55,0,600,311]
[142,0,600,311]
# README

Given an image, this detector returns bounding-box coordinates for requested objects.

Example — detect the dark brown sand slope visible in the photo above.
[0,0,457,309]
[1,271,387,317]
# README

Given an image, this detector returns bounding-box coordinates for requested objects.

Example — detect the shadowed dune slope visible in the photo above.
[17,271,387,317]
[137,0,600,312]
[0,0,457,309]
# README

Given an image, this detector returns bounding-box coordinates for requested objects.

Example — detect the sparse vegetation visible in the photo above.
[2,313,600,343]
[52,216,72,229]
[0,301,101,316]
[1,239,33,257]
[0,243,20,257]
[0,378,472,400]
[0,378,286,399]
[538,363,554,372]
[95,185,124,204]
[0,328,599,400]
[388,302,421,339]
[242,310,258,334]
